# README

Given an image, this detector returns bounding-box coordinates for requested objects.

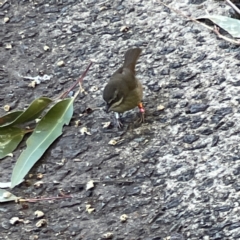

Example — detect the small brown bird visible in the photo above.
[103,48,144,127]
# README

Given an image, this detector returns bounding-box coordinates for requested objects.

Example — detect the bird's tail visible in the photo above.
[123,48,142,74]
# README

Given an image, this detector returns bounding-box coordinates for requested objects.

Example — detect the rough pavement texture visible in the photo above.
[1,0,240,239]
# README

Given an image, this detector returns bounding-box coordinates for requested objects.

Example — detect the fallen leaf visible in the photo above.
[80,127,91,135]
[102,122,111,128]
[120,26,129,32]
[108,139,118,145]
[120,214,128,222]
[73,158,81,162]
[74,120,80,127]
[19,74,52,84]
[37,173,43,179]
[157,105,165,111]
[28,80,36,88]
[3,17,9,23]
[0,97,52,128]
[0,127,27,159]
[87,208,95,214]
[86,204,91,210]
[34,210,44,218]
[86,204,95,213]
[43,45,50,51]
[34,181,44,188]
[99,6,108,11]
[3,105,10,112]
[5,43,12,49]
[0,111,23,127]
[11,98,74,188]
[36,219,46,227]
[9,217,20,225]
[103,232,113,239]
[57,60,65,67]
[197,15,240,38]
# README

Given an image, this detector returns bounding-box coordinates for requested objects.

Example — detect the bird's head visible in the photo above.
[103,83,124,112]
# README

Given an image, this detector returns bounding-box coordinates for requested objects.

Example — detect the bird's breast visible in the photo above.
[109,81,143,113]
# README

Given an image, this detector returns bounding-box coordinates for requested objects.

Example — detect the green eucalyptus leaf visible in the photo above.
[0,127,27,159]
[11,98,74,188]
[0,111,23,127]
[0,97,52,128]
[0,189,18,203]
[198,15,240,38]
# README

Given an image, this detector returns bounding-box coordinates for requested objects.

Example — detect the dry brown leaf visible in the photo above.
[36,219,47,227]
[3,105,10,111]
[57,60,65,67]
[34,210,45,218]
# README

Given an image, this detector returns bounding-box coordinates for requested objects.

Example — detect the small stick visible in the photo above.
[159,1,240,45]
[18,195,72,203]
[58,61,93,99]
[225,0,240,16]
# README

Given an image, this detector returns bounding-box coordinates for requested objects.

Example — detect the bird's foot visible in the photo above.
[137,102,145,123]
[138,112,145,123]
[114,112,123,129]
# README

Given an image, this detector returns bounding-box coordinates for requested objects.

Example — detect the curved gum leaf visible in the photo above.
[198,15,240,38]
[0,97,52,128]
[0,111,23,127]
[0,127,26,159]
[11,98,74,188]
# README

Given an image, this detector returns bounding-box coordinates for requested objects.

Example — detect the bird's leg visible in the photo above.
[138,102,145,123]
[114,112,123,128]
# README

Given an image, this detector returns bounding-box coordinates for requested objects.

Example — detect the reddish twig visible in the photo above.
[18,195,72,203]
[58,61,93,99]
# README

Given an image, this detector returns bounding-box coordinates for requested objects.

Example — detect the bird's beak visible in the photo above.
[105,103,110,113]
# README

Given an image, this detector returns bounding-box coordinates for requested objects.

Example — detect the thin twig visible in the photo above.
[226,0,240,16]
[18,195,72,203]
[58,61,93,99]
[159,1,240,45]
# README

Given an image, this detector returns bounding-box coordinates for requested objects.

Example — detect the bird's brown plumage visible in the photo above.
[103,48,143,113]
